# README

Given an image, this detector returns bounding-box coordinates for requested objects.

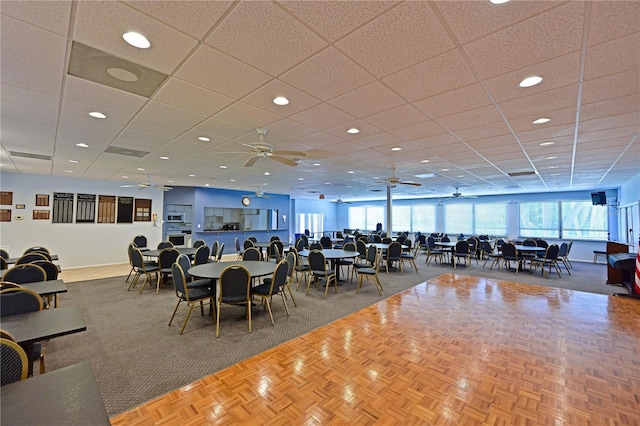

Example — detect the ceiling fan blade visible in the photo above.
[240,143,259,150]
[244,156,260,167]
[399,181,422,187]
[120,184,138,188]
[272,150,306,157]
[270,156,298,167]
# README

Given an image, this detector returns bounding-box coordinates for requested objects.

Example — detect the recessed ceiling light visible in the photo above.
[298,178,304,181]
[391,147,402,151]
[65,170,73,173]
[219,165,227,169]
[548,165,559,169]
[76,143,89,148]
[544,155,557,160]
[264,172,270,176]
[188,174,195,177]
[347,171,354,174]
[230,179,236,182]
[160,156,170,160]
[313,163,321,166]
[347,128,360,134]
[519,76,543,88]
[198,136,210,142]
[550,173,560,176]
[168,180,174,183]
[325,182,331,185]
[262,183,268,186]
[490,0,511,4]
[533,117,551,125]
[273,96,289,106]
[68,159,79,163]
[205,184,210,187]
[441,168,450,172]
[122,176,129,179]
[457,175,465,178]
[414,173,435,179]
[137,168,145,171]
[539,141,555,146]
[420,159,430,163]
[122,32,150,49]
[89,111,106,119]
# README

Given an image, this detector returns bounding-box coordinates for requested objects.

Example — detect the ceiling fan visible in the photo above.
[237,128,306,167]
[375,168,422,187]
[331,196,352,204]
[440,187,477,200]
[242,186,271,199]
[120,174,172,191]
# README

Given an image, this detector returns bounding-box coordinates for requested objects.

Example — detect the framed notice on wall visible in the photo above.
[117,196,134,223]
[52,192,74,223]
[134,199,152,222]
[76,194,96,223]
[97,195,116,223]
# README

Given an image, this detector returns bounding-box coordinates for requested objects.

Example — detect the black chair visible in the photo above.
[194,245,211,266]
[210,241,219,262]
[294,238,306,253]
[337,242,356,281]
[157,248,180,293]
[243,239,255,251]
[320,236,333,249]
[2,264,46,284]
[0,288,46,375]
[234,237,243,260]
[1,337,29,385]
[126,242,156,283]
[557,243,572,275]
[384,242,403,275]
[242,247,262,261]
[501,242,521,274]
[127,247,159,292]
[251,260,290,327]
[530,244,562,278]
[0,249,9,259]
[15,253,48,265]
[248,236,258,244]
[307,250,337,298]
[157,241,173,250]
[355,246,383,296]
[215,243,225,262]
[177,254,211,290]
[216,265,252,337]
[290,247,310,289]
[452,240,471,269]
[400,239,418,273]
[381,237,392,244]
[192,239,206,248]
[425,236,445,265]
[0,257,7,270]
[168,262,215,335]
[269,235,280,242]
[268,241,284,262]
[133,235,148,251]
[309,242,323,251]
[535,239,549,249]
[23,246,50,255]
[482,241,502,270]
[520,238,538,268]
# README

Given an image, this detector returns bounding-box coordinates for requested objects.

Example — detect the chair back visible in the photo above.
[427,236,436,249]
[219,265,251,304]
[215,243,225,262]
[2,264,46,284]
[194,245,211,265]
[158,248,180,270]
[248,236,258,243]
[381,237,392,244]
[265,260,289,296]
[356,240,367,258]
[300,234,309,248]
[235,237,241,254]
[31,260,58,280]
[481,241,493,255]
[396,235,407,244]
[130,247,146,270]
[157,241,173,250]
[242,247,261,261]
[170,262,188,296]
[386,242,402,260]
[358,235,370,244]
[15,252,48,265]
[0,287,43,318]
[535,239,549,248]
[441,236,450,242]
[177,254,192,280]
[193,239,206,248]
[366,245,377,265]
[320,236,332,249]
[522,239,537,247]
[1,338,28,386]
[0,258,7,270]
[243,239,255,250]
[454,240,470,255]
[285,252,296,282]
[304,229,310,236]
[294,238,305,253]
[133,235,147,248]
[210,241,219,260]
[0,282,21,290]
[501,242,517,259]
[558,242,568,257]
[269,241,284,261]
[270,235,280,242]
[371,234,382,243]
[0,249,9,259]
[309,242,323,251]
[24,246,49,255]
[308,250,328,273]
[343,242,356,252]
[544,244,560,260]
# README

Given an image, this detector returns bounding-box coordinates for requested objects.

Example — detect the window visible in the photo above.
[366,207,384,230]
[411,204,435,233]
[474,203,507,236]
[297,213,324,236]
[561,201,608,240]
[348,206,383,231]
[519,202,559,238]
[444,204,473,235]
[391,206,411,232]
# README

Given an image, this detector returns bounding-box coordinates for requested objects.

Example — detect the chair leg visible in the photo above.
[126,266,134,282]
[168,299,182,326]
[138,274,150,293]
[280,292,290,316]
[286,284,297,307]
[127,272,139,291]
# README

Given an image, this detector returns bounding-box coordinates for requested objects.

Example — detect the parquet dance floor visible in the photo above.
[111,273,640,425]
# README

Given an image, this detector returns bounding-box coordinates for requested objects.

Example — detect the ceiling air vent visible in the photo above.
[104,146,149,158]
[508,171,537,177]
[9,151,51,161]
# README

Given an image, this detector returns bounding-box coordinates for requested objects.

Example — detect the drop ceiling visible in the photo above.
[1,0,638,200]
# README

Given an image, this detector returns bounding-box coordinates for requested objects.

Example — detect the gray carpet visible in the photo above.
[46,258,620,417]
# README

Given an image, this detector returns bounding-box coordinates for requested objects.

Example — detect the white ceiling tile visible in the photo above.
[581,69,640,105]
[74,1,198,74]
[124,0,234,40]
[213,102,282,130]
[383,49,478,102]
[153,78,234,116]
[280,47,374,101]
[138,101,207,129]
[64,75,147,114]
[581,95,640,122]
[205,1,327,76]
[389,121,445,141]
[588,2,640,46]
[413,83,492,119]
[193,118,253,140]
[328,81,406,118]
[584,32,640,80]
[363,105,429,132]
[1,14,67,72]
[0,84,60,118]
[1,56,63,95]
[336,2,454,78]
[289,103,355,130]
[436,105,504,132]
[463,2,585,79]
[240,79,322,117]
[1,0,72,36]
[175,44,271,99]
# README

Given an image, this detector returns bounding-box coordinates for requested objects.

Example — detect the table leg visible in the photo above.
[19,341,35,376]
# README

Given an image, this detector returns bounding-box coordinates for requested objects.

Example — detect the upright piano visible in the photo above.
[606,241,638,298]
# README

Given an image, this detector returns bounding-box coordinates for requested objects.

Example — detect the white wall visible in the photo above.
[0,172,164,269]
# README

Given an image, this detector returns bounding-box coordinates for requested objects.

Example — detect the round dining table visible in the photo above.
[189,260,276,280]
